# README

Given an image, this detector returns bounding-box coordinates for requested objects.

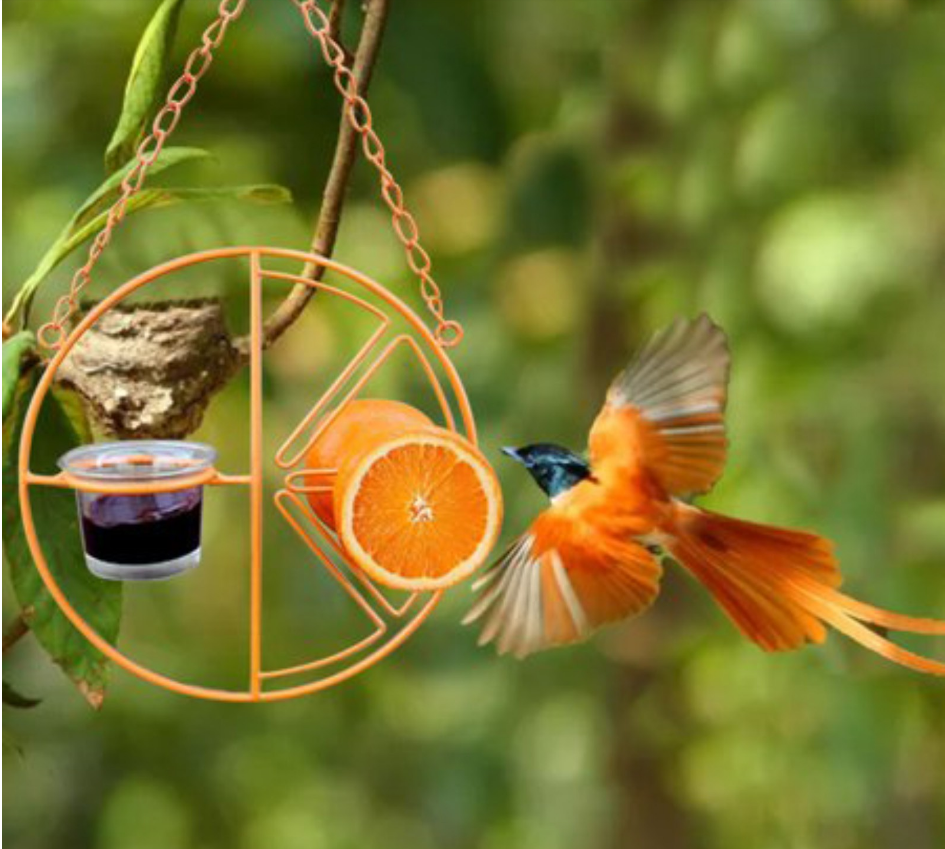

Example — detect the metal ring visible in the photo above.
[37,323,65,350]
[435,320,464,348]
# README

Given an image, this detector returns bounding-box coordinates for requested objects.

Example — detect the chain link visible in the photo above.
[290,1,464,347]
[38,0,248,350]
[39,0,463,351]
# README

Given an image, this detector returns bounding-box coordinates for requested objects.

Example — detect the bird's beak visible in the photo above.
[501,446,523,463]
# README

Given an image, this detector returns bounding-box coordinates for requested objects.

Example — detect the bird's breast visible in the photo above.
[550,474,664,540]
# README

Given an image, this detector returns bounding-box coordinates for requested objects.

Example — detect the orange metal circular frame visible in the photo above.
[18,246,478,702]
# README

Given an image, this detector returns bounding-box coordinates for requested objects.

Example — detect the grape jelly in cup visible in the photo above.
[58,441,217,581]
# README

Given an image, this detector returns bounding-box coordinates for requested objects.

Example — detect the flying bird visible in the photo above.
[465,315,945,673]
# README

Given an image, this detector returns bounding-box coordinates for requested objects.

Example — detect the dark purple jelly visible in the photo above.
[79,488,203,565]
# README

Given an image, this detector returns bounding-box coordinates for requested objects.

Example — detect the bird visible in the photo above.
[464,314,945,673]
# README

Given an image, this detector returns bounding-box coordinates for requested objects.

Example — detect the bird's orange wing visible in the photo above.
[464,486,662,657]
[589,314,730,497]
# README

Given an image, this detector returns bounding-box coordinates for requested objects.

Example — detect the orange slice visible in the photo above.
[305,399,433,528]
[334,426,503,591]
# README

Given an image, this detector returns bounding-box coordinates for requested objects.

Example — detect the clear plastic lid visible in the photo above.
[58,441,217,481]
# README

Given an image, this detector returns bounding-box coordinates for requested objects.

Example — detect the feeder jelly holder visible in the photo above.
[58,440,217,581]
[17,0,485,702]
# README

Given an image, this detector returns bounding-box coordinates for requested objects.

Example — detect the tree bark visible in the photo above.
[585,6,695,849]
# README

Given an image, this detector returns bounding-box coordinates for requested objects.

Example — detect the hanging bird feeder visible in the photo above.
[17,1,503,702]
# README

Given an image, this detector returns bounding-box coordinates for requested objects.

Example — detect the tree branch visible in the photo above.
[240,0,391,355]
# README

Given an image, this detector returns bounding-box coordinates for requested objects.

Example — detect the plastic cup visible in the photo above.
[57,441,217,581]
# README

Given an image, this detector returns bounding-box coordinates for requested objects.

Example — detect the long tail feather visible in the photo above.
[668,505,945,675]
[793,583,945,676]
[788,578,945,636]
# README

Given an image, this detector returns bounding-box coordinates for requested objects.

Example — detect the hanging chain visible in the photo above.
[38,0,248,351]
[38,0,463,351]
[291,0,463,348]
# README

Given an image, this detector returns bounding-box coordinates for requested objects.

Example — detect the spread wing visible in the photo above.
[464,504,661,657]
[589,313,730,498]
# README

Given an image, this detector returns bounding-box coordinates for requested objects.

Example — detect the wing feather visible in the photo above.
[590,313,730,497]
[465,509,661,658]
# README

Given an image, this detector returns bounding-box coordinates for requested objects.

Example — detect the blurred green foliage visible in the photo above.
[4,1,945,848]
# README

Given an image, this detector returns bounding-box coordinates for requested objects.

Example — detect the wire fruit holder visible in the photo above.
[17,0,483,702]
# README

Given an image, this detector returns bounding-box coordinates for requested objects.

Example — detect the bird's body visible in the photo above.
[467,315,945,673]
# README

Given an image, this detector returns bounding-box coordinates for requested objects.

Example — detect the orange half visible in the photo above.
[305,399,433,528]
[335,427,503,591]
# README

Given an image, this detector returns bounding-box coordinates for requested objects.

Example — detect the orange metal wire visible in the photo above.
[38,0,462,351]
[19,247,476,701]
[22,1,479,701]
[28,466,221,494]
[248,251,265,699]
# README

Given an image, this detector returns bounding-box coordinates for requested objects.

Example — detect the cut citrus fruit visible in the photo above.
[334,426,503,591]
[305,399,433,527]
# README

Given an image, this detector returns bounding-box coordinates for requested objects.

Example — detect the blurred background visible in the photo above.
[4,0,945,847]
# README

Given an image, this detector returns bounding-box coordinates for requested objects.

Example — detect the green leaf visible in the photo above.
[104,0,187,174]
[119,182,295,209]
[58,183,293,264]
[3,681,42,710]
[2,370,122,709]
[3,332,36,424]
[4,163,285,329]
[75,146,212,230]
[6,147,212,328]
[51,385,94,445]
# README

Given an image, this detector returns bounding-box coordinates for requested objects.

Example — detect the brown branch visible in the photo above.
[3,609,33,654]
[327,0,349,55]
[240,0,391,355]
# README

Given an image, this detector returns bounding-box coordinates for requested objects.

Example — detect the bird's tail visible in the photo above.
[665,504,945,675]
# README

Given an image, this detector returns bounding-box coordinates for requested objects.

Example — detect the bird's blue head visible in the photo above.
[502,443,593,499]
